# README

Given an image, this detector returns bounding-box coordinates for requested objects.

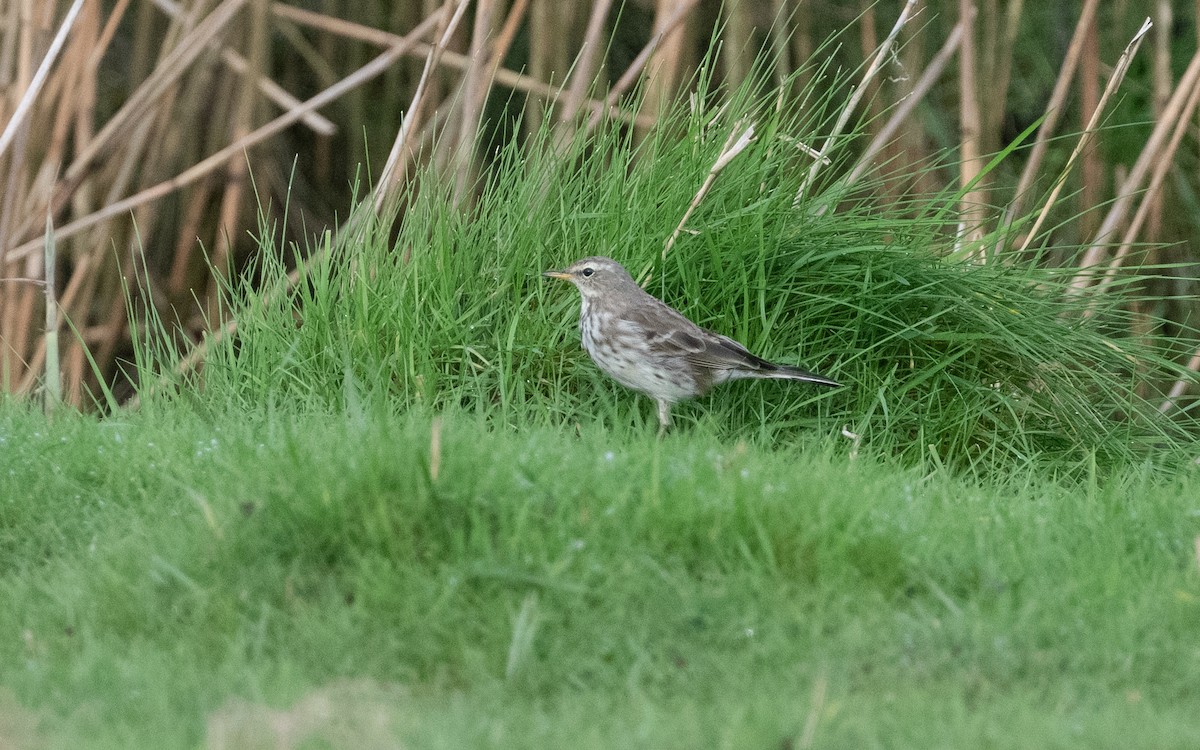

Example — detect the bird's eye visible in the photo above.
[581,267,594,277]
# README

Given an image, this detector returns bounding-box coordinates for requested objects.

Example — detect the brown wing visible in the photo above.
[676,329,774,371]
[626,300,772,372]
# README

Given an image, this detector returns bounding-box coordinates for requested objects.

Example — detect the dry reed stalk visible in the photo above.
[442,0,529,190]
[168,176,216,295]
[204,0,272,321]
[0,0,83,159]
[1067,35,1200,292]
[722,0,755,90]
[661,120,755,262]
[841,17,966,190]
[956,0,984,254]
[0,4,16,94]
[979,0,996,139]
[55,246,97,405]
[1018,17,1152,257]
[372,0,470,213]
[150,0,335,135]
[1,1,184,270]
[480,0,531,105]
[559,0,612,124]
[768,0,791,94]
[551,0,612,152]
[857,2,881,152]
[450,0,501,206]
[1010,0,1100,216]
[60,0,249,192]
[42,213,59,412]
[1078,5,1101,240]
[90,270,132,396]
[0,135,27,383]
[585,0,700,134]
[639,0,694,135]
[2,0,79,386]
[52,2,94,163]
[1146,0,1173,243]
[889,14,939,201]
[1160,344,1200,414]
[87,0,133,72]
[530,0,584,134]
[51,16,99,406]
[1085,64,1200,307]
[28,110,163,395]
[12,0,251,404]
[5,9,447,265]
[51,11,105,405]
[793,0,918,204]
[428,3,478,176]
[788,0,814,92]
[0,0,40,393]
[984,0,1023,145]
[126,0,156,86]
[410,88,459,166]
[272,4,652,129]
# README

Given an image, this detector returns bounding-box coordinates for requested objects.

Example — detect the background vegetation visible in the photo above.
[1,0,1199,410]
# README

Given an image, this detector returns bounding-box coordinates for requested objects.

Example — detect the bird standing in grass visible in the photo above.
[543,256,840,433]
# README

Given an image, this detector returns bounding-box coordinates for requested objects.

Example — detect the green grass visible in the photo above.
[2,405,1199,748]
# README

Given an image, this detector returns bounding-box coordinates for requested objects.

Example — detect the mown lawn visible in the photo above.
[2,406,1198,748]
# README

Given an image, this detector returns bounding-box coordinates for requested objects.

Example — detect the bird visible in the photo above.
[543,256,839,432]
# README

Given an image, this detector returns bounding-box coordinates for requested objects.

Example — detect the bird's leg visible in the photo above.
[656,399,672,437]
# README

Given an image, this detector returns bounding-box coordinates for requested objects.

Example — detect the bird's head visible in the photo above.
[542,256,636,299]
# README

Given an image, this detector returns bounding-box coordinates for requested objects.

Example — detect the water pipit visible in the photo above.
[543,256,839,432]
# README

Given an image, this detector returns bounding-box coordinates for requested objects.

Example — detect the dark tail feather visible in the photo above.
[765,363,840,388]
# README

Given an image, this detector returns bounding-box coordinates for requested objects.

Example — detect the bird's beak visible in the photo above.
[542,270,571,280]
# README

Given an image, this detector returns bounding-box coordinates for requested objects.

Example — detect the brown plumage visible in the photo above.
[543,256,839,431]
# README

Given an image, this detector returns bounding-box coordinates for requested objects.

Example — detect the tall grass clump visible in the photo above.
[142,63,1195,473]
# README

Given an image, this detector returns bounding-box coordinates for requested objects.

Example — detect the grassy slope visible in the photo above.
[2,406,1199,748]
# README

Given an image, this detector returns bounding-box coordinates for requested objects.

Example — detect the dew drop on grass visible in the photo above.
[603,451,615,462]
